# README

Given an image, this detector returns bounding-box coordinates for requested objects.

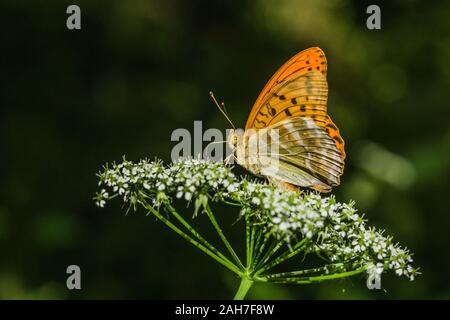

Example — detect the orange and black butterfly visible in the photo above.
[215,47,345,192]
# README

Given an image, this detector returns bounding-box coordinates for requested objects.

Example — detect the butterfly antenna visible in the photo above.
[221,101,228,114]
[209,91,235,129]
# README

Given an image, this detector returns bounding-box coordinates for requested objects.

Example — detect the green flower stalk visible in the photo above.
[94,157,419,299]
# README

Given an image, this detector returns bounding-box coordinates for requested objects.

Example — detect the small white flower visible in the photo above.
[272,217,281,224]
[252,197,261,205]
[96,200,106,208]
[279,222,288,231]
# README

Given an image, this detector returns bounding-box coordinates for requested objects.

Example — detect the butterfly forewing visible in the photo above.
[249,71,329,129]
[246,47,328,129]
[238,47,345,192]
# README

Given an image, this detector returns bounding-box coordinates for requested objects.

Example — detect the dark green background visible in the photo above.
[1,0,449,299]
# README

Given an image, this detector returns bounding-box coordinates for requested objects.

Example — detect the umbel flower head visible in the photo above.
[95,157,419,287]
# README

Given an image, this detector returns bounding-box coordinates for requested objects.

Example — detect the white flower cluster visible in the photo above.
[236,182,330,239]
[95,158,168,206]
[168,158,240,201]
[95,158,418,281]
[314,210,418,281]
[236,183,418,281]
[95,157,240,207]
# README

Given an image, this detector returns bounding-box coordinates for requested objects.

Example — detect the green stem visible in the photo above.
[250,229,263,269]
[256,238,308,276]
[204,203,245,270]
[263,265,334,279]
[264,263,343,279]
[142,202,242,276]
[249,225,256,268]
[222,199,242,206]
[251,231,272,270]
[245,213,252,267]
[233,277,254,300]
[262,267,366,284]
[164,202,239,271]
[254,239,284,272]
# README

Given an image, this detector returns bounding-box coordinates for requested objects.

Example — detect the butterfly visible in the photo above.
[213,47,345,192]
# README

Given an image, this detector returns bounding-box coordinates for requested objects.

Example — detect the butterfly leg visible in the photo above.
[224,153,235,165]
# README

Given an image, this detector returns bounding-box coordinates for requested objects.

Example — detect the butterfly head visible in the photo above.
[227,128,245,165]
[228,129,243,149]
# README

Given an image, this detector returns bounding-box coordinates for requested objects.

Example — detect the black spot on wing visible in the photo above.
[255,119,267,126]
[265,104,276,116]
[333,135,343,144]
[326,123,338,130]
[258,111,269,118]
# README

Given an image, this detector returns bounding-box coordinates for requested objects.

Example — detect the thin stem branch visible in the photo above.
[256,238,308,276]
[204,203,245,270]
[251,231,272,270]
[261,267,367,284]
[245,213,251,267]
[262,264,340,279]
[163,202,239,271]
[221,199,243,207]
[249,224,256,268]
[254,238,284,272]
[250,229,263,270]
[142,202,242,276]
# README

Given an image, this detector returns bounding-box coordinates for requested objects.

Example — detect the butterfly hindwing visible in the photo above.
[245,117,343,192]
[261,159,331,192]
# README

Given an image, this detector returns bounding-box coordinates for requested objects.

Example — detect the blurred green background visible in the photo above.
[1,0,450,299]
